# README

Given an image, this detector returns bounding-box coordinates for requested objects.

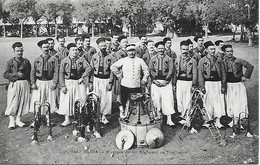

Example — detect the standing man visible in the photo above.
[3,42,31,129]
[215,40,225,59]
[46,38,57,56]
[89,38,115,124]
[115,35,128,61]
[111,44,149,111]
[56,43,92,127]
[136,34,148,58]
[222,44,254,137]
[82,34,97,63]
[186,39,194,57]
[198,41,226,128]
[173,41,197,123]
[55,35,69,64]
[111,32,120,52]
[142,40,157,66]
[163,37,177,62]
[30,40,59,127]
[149,41,175,126]
[193,36,206,64]
[75,37,84,57]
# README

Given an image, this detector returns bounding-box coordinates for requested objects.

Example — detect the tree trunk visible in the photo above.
[240,24,246,42]
[3,24,6,38]
[129,25,131,37]
[20,20,23,39]
[232,26,237,41]
[204,21,209,38]
[91,22,95,38]
[35,23,38,37]
[247,28,253,46]
[166,28,174,38]
[55,22,58,38]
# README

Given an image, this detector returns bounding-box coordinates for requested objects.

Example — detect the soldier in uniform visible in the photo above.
[56,43,92,127]
[30,40,59,127]
[115,35,128,61]
[111,44,149,111]
[186,39,194,57]
[149,41,175,126]
[222,44,254,137]
[46,38,57,56]
[215,40,225,59]
[163,37,177,62]
[135,34,147,58]
[193,36,206,64]
[55,35,69,64]
[173,40,197,126]
[75,37,84,57]
[89,38,115,124]
[198,41,226,128]
[81,34,97,63]
[3,42,31,129]
[110,32,120,52]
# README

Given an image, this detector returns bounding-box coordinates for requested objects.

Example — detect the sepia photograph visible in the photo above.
[0,0,258,164]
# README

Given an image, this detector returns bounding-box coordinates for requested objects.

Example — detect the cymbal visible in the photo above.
[115,130,134,150]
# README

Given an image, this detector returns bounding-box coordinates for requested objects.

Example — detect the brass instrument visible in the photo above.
[233,110,251,136]
[31,101,52,145]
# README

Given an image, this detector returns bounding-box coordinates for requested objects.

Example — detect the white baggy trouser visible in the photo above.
[151,80,175,116]
[56,79,88,116]
[5,80,30,117]
[226,82,248,120]
[29,80,58,114]
[176,80,192,117]
[93,77,112,115]
[203,81,225,127]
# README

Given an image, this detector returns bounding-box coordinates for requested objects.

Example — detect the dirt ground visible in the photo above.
[0,36,258,164]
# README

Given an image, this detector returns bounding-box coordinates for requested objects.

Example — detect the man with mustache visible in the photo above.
[46,38,57,56]
[56,43,92,127]
[149,41,175,126]
[89,38,115,124]
[136,34,148,58]
[4,42,31,130]
[75,37,84,57]
[163,37,177,63]
[29,39,59,128]
[81,34,97,63]
[193,36,206,64]
[55,35,69,64]
[173,40,198,129]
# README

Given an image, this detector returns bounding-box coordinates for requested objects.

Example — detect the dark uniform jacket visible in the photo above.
[136,45,147,58]
[193,46,206,64]
[111,42,120,52]
[198,55,226,90]
[173,56,198,87]
[90,51,115,84]
[31,54,59,85]
[223,56,254,82]
[3,57,31,82]
[115,48,128,61]
[49,49,58,56]
[55,47,69,64]
[59,56,92,88]
[149,54,174,82]
[165,48,177,62]
[142,50,157,66]
[82,46,97,63]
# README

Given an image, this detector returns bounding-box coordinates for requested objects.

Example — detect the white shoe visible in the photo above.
[94,132,101,138]
[86,125,91,133]
[246,132,253,138]
[102,116,109,124]
[60,120,71,127]
[78,137,86,142]
[203,123,210,128]
[16,118,26,127]
[190,127,198,134]
[230,132,236,138]
[8,116,15,130]
[72,130,79,136]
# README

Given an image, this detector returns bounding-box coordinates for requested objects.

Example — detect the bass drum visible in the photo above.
[119,114,162,147]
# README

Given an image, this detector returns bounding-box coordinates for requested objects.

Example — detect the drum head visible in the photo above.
[146,128,164,148]
[115,130,134,150]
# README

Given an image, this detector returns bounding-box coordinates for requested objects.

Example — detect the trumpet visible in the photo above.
[31,101,52,145]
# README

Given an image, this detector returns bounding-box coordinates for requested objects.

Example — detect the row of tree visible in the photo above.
[0,0,258,46]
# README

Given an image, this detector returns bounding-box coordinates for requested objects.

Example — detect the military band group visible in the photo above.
[3,33,254,138]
